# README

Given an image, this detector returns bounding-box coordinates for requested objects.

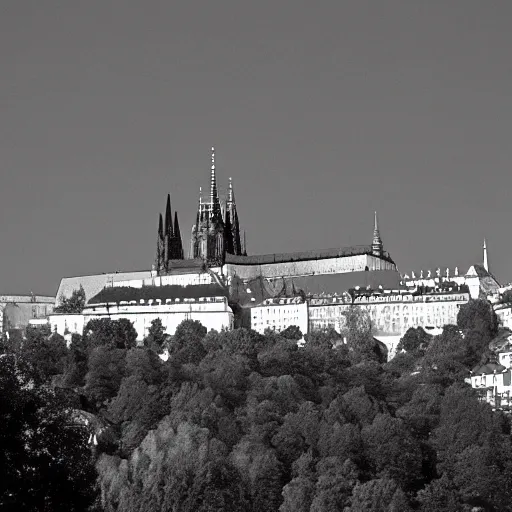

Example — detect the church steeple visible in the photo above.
[155,213,164,271]
[173,211,184,259]
[188,148,245,264]
[228,176,234,203]
[164,193,173,238]
[483,238,489,272]
[224,176,243,256]
[372,211,384,257]
[210,147,222,221]
[163,194,173,268]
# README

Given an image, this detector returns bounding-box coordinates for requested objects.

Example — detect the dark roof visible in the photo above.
[165,258,205,270]
[230,270,402,307]
[225,245,395,266]
[471,362,507,375]
[468,264,500,284]
[88,284,228,304]
[489,328,512,352]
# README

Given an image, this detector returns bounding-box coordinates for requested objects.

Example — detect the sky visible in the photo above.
[1,0,511,296]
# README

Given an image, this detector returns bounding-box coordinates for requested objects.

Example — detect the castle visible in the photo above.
[154,148,245,274]
[149,147,397,287]
[51,147,401,340]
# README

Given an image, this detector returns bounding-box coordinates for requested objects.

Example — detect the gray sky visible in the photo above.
[1,1,511,296]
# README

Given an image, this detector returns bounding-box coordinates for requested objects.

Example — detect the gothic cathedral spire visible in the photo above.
[155,213,164,271]
[210,147,222,221]
[372,211,384,257]
[173,211,184,259]
[225,177,242,255]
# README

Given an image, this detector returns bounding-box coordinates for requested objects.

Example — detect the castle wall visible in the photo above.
[116,271,217,289]
[50,297,233,341]
[225,254,395,282]
[308,292,469,336]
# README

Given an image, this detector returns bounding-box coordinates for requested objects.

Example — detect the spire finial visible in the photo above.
[165,194,173,237]
[372,211,383,257]
[210,146,216,205]
[483,238,489,272]
[228,177,233,203]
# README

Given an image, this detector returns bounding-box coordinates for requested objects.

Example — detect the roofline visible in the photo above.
[57,269,151,280]
[225,245,396,266]
[0,295,55,300]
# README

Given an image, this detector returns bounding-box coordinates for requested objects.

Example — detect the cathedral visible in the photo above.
[155,147,245,272]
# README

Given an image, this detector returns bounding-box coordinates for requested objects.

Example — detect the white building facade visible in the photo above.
[308,289,470,336]
[250,297,308,336]
[470,355,512,410]
[49,296,233,342]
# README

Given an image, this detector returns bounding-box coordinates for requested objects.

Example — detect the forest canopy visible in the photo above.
[1,299,510,511]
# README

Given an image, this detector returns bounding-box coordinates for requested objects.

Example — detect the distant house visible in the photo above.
[0,294,55,334]
[470,349,512,410]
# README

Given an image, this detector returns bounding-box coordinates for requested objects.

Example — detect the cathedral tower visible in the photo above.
[155,193,184,273]
[224,177,243,256]
[190,147,244,266]
[190,147,225,266]
[371,211,384,257]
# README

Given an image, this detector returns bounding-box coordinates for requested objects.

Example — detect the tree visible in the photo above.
[310,457,359,512]
[361,414,423,488]
[279,451,316,512]
[174,318,207,344]
[304,327,341,349]
[21,325,68,385]
[397,327,431,352]
[0,354,98,510]
[84,318,137,350]
[84,346,127,409]
[345,478,406,512]
[168,319,208,365]
[54,285,86,314]
[61,334,89,388]
[280,325,303,341]
[423,325,468,383]
[143,318,167,353]
[457,299,498,338]
[230,438,283,512]
[183,458,249,512]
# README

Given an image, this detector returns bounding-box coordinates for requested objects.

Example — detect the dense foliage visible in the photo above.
[2,299,511,511]
[0,352,98,511]
[55,285,87,313]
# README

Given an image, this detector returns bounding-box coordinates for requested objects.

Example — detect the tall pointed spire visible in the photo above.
[158,213,163,238]
[155,213,164,271]
[372,211,384,257]
[164,193,173,237]
[483,238,489,272]
[228,176,234,203]
[210,146,222,221]
[210,147,217,206]
[224,208,234,254]
[225,176,242,255]
[173,211,184,259]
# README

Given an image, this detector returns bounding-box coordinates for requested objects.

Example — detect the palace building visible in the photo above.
[52,148,506,347]
[52,147,401,340]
